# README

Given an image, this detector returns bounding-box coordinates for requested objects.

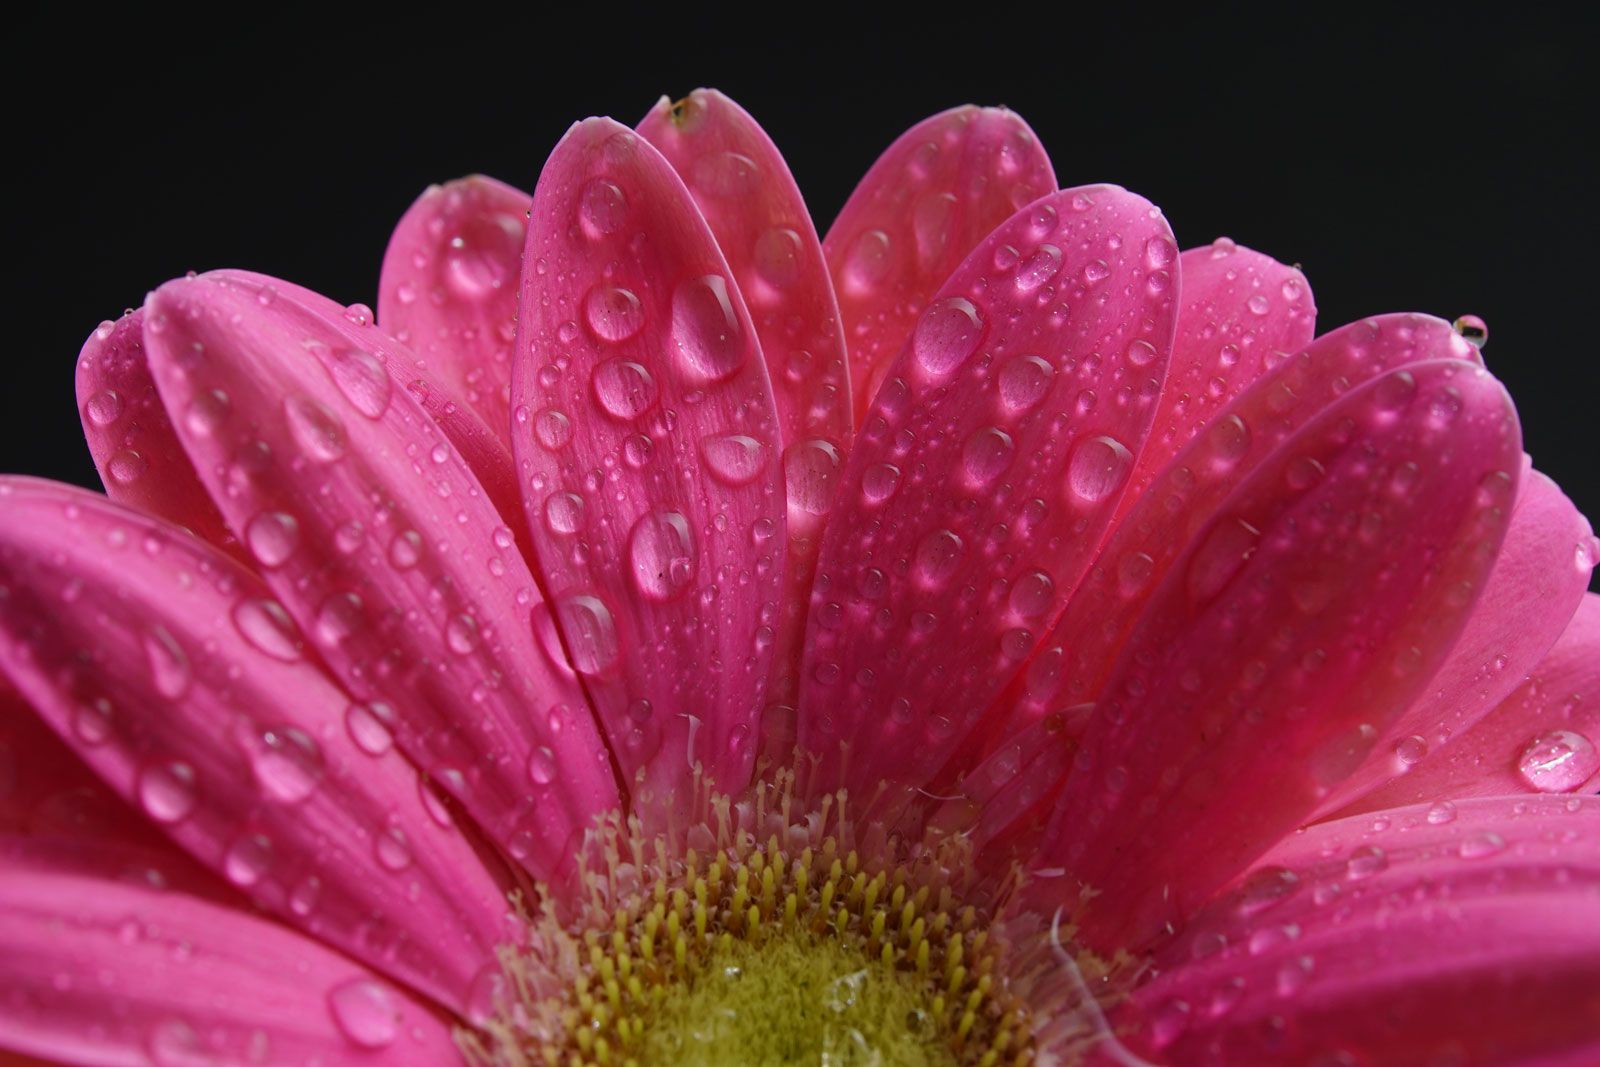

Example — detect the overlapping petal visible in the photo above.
[799,185,1177,801]
[0,835,460,1065]
[1031,359,1522,951]
[1117,796,1600,1066]
[139,272,620,887]
[0,478,510,1010]
[823,105,1055,419]
[512,118,787,806]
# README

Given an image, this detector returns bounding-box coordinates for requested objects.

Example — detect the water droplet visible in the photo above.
[1426,801,1457,824]
[283,394,348,462]
[1125,339,1159,368]
[1373,370,1417,412]
[143,627,191,699]
[1452,314,1488,349]
[374,825,412,871]
[345,703,395,756]
[224,832,273,887]
[752,228,803,290]
[861,463,901,504]
[528,746,557,785]
[1247,293,1271,316]
[1144,236,1177,269]
[327,349,392,419]
[913,529,964,589]
[692,151,759,197]
[534,408,573,449]
[583,285,644,343]
[578,179,627,238]
[544,491,585,535]
[314,592,365,648]
[1235,866,1301,916]
[233,598,301,661]
[1008,570,1054,619]
[912,297,984,378]
[1459,831,1507,859]
[290,874,322,917]
[246,511,300,569]
[557,595,619,675]
[1082,259,1110,284]
[913,192,957,265]
[445,613,480,655]
[700,434,768,487]
[998,355,1054,413]
[1394,735,1429,767]
[1117,551,1155,596]
[137,760,196,823]
[86,389,123,426]
[1517,730,1598,793]
[1205,415,1252,467]
[785,439,841,517]
[388,530,423,570]
[1345,845,1387,880]
[1187,517,1260,603]
[184,389,230,435]
[670,275,744,382]
[108,450,146,485]
[1014,244,1062,291]
[592,359,658,421]
[327,978,399,1049]
[629,512,696,602]
[962,427,1015,489]
[245,725,323,804]
[1066,435,1132,504]
[842,230,892,293]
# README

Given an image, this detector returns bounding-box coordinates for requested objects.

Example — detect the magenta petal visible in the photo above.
[378,175,531,446]
[1315,469,1597,815]
[1126,240,1316,501]
[75,309,236,555]
[823,105,1055,419]
[140,273,620,886]
[1031,360,1523,952]
[0,835,459,1066]
[799,185,1178,801]
[639,90,855,726]
[1351,592,1600,809]
[1118,796,1600,1067]
[978,315,1482,756]
[512,119,787,805]
[0,477,510,1011]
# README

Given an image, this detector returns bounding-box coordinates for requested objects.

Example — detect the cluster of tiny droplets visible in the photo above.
[455,770,1078,1067]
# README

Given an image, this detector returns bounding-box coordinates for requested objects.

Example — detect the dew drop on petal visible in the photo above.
[246,512,300,569]
[327,978,400,1050]
[137,760,197,824]
[998,355,1054,413]
[785,440,842,518]
[700,434,768,487]
[912,297,984,378]
[583,285,645,343]
[628,511,697,602]
[283,394,348,462]
[245,725,324,804]
[327,349,392,419]
[670,275,744,382]
[557,595,619,675]
[578,179,627,238]
[233,598,302,661]
[1516,730,1599,793]
[143,627,191,700]
[224,832,273,887]
[1066,436,1132,504]
[592,360,658,421]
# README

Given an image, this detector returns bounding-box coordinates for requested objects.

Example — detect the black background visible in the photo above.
[7,11,1595,590]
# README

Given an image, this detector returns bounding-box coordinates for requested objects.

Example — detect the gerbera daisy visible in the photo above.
[2,89,1597,1067]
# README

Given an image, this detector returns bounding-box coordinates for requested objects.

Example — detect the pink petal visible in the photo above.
[209,269,537,565]
[377,175,530,446]
[1117,796,1600,1066]
[1029,359,1523,953]
[0,679,166,850]
[140,272,620,887]
[639,90,855,731]
[1349,592,1600,810]
[823,105,1055,420]
[0,477,511,1012]
[0,834,460,1066]
[970,315,1483,762]
[512,118,786,803]
[1123,240,1316,505]
[75,310,235,555]
[1315,469,1597,816]
[799,185,1178,802]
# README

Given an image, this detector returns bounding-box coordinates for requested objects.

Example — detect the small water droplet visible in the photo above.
[143,627,191,699]
[137,759,197,823]
[1344,845,1387,880]
[1459,831,1507,859]
[913,529,964,589]
[962,427,1015,489]
[327,350,392,419]
[1008,570,1055,619]
[528,746,557,785]
[246,511,300,569]
[388,530,423,570]
[578,179,627,238]
[224,832,273,887]
[245,725,323,804]
[842,230,893,293]
[1426,801,1457,824]
[445,613,480,655]
[327,978,400,1049]
[534,408,573,449]
[861,463,901,504]
[108,450,147,485]
[543,491,585,535]
[1246,293,1271,316]
[1014,244,1062,291]
[345,703,395,756]
[233,598,301,661]
[752,228,803,290]
[184,389,230,435]
[784,439,841,518]
[86,389,123,426]
[998,355,1054,413]
[1452,314,1488,349]
[374,825,412,871]
[1394,735,1429,767]
[1235,866,1301,916]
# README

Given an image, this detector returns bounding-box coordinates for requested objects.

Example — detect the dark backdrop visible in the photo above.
[7,11,1595,590]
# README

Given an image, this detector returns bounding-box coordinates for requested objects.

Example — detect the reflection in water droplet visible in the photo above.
[224,832,273,887]
[842,230,892,293]
[233,598,302,661]
[578,179,627,238]
[143,627,191,700]
[998,355,1054,413]
[327,349,392,419]
[962,427,1015,489]
[1517,730,1598,793]
[246,512,301,569]
[913,529,964,589]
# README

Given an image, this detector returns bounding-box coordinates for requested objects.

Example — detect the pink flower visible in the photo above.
[3,89,1598,1066]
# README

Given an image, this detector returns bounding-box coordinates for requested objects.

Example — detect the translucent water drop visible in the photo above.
[1426,801,1457,824]
[224,832,273,887]
[578,179,627,238]
[528,746,557,785]
[184,389,230,435]
[784,439,841,517]
[1066,436,1132,504]
[1008,570,1054,619]
[445,613,480,655]
[86,389,123,426]
[998,355,1054,413]
[1186,516,1260,603]
[1452,314,1488,349]
[670,275,744,382]
[388,530,423,569]
[842,230,892,293]
[1205,415,1252,467]
[1144,235,1177,269]
[143,627,191,699]
[283,394,348,462]
[913,529,964,589]
[912,192,956,265]
[962,427,1015,489]
[327,349,392,419]
[861,463,901,504]
[1247,293,1271,316]
[700,434,768,487]
[1394,735,1429,767]
[314,592,365,648]
[327,978,400,1049]
[245,725,323,804]
[137,759,197,823]
[753,228,803,290]
[543,492,585,535]
[534,408,573,449]
[374,825,412,872]
[1125,339,1159,367]
[557,596,619,675]
[1235,866,1301,916]
[693,151,759,197]
[345,703,394,756]
[233,598,301,661]
[1014,244,1061,292]
[592,359,658,421]
[1517,730,1598,793]
[1460,831,1507,859]
[108,450,146,484]
[246,511,300,569]
[912,297,984,378]
[583,285,644,342]
[1345,845,1387,880]
[289,874,322,917]
[628,511,697,602]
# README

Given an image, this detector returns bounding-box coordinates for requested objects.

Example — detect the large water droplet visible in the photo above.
[345,703,395,756]
[670,275,744,382]
[143,627,191,700]
[912,297,984,378]
[327,978,400,1049]
[1014,244,1062,292]
[327,349,392,419]
[534,408,573,449]
[137,759,197,823]
[543,492,585,535]
[628,511,697,602]
[578,179,627,238]
[557,595,619,675]
[1066,436,1132,504]
[700,434,768,487]
[283,394,348,463]
[246,512,300,569]
[752,228,803,290]
[592,359,658,421]
[1517,730,1599,793]
[842,230,892,293]
[998,355,1054,413]
[785,439,842,517]
[224,832,273,887]
[583,285,644,343]
[233,598,302,661]
[86,389,123,426]
[1008,570,1054,619]
[913,529,964,589]
[962,427,1015,489]
[861,463,901,505]
[244,725,324,804]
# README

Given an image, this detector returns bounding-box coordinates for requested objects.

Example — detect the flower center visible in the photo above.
[463,775,1037,1066]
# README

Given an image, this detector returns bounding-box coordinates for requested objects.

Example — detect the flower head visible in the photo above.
[2,89,1598,1066]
